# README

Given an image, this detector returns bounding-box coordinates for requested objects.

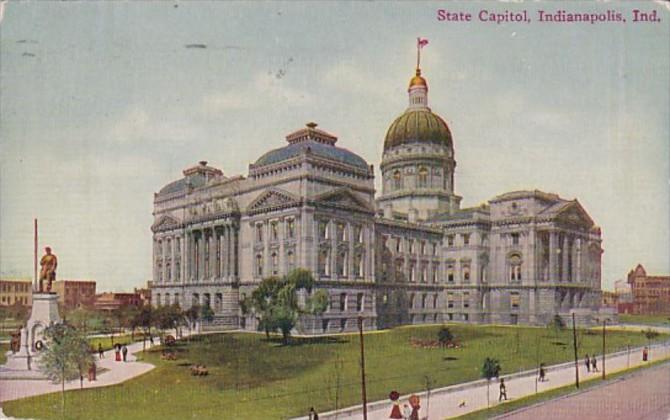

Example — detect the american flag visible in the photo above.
[418,38,429,48]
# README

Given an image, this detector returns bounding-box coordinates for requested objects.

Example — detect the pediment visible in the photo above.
[152,215,181,232]
[247,188,300,213]
[555,201,594,228]
[313,188,374,213]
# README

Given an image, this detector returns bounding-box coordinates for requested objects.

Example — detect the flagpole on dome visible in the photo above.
[416,37,429,73]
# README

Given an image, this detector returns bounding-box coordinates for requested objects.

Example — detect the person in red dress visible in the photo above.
[389,391,402,419]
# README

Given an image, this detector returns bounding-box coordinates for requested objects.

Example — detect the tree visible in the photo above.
[135,305,154,351]
[481,357,501,408]
[38,323,94,416]
[153,304,182,344]
[200,304,215,332]
[184,303,202,338]
[437,326,454,347]
[244,268,326,344]
[548,314,566,337]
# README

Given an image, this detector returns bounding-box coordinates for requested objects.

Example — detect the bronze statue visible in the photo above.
[39,246,57,292]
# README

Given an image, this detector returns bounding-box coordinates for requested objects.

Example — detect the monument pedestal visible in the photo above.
[20,292,61,356]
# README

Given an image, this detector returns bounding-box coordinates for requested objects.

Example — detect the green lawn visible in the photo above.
[0,342,8,364]
[619,314,670,327]
[3,325,667,420]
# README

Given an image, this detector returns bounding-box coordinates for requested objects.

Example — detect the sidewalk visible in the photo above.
[308,341,670,420]
[0,339,156,402]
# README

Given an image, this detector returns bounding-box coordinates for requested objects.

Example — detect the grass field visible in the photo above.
[618,314,670,327]
[3,324,667,420]
[0,342,8,364]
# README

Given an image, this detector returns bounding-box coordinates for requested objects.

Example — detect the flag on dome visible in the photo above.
[418,38,429,48]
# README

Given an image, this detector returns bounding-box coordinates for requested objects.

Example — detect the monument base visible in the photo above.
[19,292,61,357]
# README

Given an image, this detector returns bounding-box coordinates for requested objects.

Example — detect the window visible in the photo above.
[433,294,438,308]
[256,224,264,242]
[462,264,471,282]
[356,293,364,312]
[432,268,438,283]
[287,219,295,238]
[432,243,438,256]
[340,293,347,311]
[319,221,329,239]
[421,241,426,255]
[421,294,427,309]
[287,251,295,270]
[463,234,470,246]
[354,253,364,277]
[396,238,402,253]
[354,225,363,243]
[463,292,470,308]
[447,235,455,247]
[509,254,522,281]
[447,264,455,282]
[421,267,427,283]
[409,263,416,282]
[447,293,454,308]
[337,252,348,277]
[337,223,347,241]
[409,240,415,254]
[156,293,161,306]
[448,313,454,321]
[409,294,415,308]
[340,319,346,331]
[511,233,520,246]
[174,293,181,307]
[271,252,279,275]
[256,254,263,276]
[271,222,279,241]
[393,170,402,190]
[511,292,520,309]
[322,319,329,332]
[481,234,489,246]
[464,313,469,321]
[418,167,428,188]
[319,250,330,276]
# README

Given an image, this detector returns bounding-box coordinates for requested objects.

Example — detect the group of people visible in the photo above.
[584,354,600,373]
[97,342,129,362]
[389,393,421,419]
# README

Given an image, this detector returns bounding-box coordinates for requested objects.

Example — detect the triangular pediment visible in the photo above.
[247,188,300,213]
[313,188,374,213]
[555,201,594,228]
[151,215,181,232]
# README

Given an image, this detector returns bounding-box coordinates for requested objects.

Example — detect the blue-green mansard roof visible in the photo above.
[253,123,368,170]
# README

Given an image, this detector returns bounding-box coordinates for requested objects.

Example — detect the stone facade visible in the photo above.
[150,65,604,332]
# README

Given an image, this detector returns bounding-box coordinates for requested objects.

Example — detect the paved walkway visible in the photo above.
[311,341,670,420]
[0,339,156,403]
[498,362,670,420]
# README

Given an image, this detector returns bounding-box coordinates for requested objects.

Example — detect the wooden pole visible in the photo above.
[602,320,606,380]
[34,218,38,291]
[358,316,368,420]
[572,313,579,388]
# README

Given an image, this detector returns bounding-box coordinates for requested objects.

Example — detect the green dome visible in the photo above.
[384,109,453,151]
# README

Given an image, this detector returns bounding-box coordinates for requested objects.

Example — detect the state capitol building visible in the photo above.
[150,60,606,333]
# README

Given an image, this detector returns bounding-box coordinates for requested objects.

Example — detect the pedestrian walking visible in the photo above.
[642,346,649,362]
[402,403,412,420]
[115,343,121,362]
[308,407,319,420]
[538,363,546,382]
[584,354,591,372]
[88,362,97,382]
[98,342,104,359]
[408,394,420,420]
[389,390,403,419]
[498,378,508,402]
[591,355,598,372]
[122,345,128,362]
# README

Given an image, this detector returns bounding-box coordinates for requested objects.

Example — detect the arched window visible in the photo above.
[354,253,364,277]
[509,254,522,281]
[319,250,330,276]
[418,167,429,188]
[287,251,295,270]
[271,252,279,275]
[337,251,348,277]
[256,254,263,277]
[393,170,402,190]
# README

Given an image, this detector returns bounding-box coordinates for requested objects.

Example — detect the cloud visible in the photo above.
[201,73,313,114]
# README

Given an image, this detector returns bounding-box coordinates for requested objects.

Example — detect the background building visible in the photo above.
[94,291,146,312]
[0,279,32,307]
[53,280,96,311]
[627,264,670,315]
[150,63,606,332]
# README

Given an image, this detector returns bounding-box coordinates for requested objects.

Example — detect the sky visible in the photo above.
[1,1,668,292]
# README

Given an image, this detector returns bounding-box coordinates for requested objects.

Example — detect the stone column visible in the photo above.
[403,239,410,282]
[264,221,271,276]
[562,234,569,283]
[575,238,582,282]
[219,226,225,279]
[233,226,239,278]
[198,229,206,282]
[348,223,355,281]
[279,219,286,276]
[162,238,168,284]
[171,235,177,283]
[330,221,337,278]
[548,231,557,283]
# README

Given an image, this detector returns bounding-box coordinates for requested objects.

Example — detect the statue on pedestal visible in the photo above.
[39,246,57,293]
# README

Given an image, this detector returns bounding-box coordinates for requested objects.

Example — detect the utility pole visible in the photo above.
[358,316,368,420]
[572,313,579,388]
[602,319,606,380]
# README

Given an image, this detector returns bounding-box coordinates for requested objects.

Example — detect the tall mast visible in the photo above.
[34,218,38,291]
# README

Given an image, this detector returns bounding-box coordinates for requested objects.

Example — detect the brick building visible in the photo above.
[53,280,96,311]
[627,264,670,315]
[94,291,144,312]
